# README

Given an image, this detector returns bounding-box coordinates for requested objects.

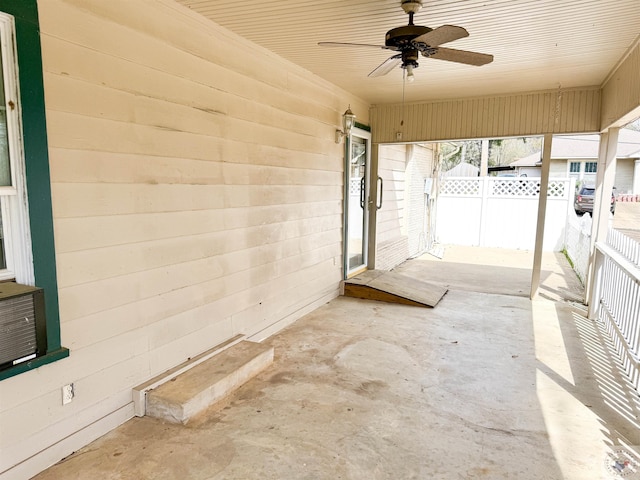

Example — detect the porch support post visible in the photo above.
[586,128,619,316]
[530,133,553,299]
[480,139,489,177]
[367,143,380,270]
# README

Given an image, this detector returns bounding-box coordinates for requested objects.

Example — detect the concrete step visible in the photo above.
[146,340,274,424]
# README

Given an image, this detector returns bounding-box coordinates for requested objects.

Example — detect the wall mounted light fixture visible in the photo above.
[335,106,356,143]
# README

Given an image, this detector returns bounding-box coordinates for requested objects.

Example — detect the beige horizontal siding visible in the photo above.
[405,145,434,256]
[615,159,635,194]
[1,0,367,472]
[376,144,408,267]
[53,203,341,253]
[549,159,568,176]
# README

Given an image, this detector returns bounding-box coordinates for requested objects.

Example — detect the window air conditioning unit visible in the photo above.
[0,282,47,370]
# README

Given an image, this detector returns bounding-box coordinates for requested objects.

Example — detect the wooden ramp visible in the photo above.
[343,270,447,308]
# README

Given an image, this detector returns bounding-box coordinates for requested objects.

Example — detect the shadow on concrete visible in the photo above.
[533,300,640,478]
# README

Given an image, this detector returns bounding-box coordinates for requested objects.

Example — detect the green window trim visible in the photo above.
[354,121,371,132]
[0,0,68,381]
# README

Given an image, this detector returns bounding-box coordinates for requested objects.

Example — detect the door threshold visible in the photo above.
[346,265,368,279]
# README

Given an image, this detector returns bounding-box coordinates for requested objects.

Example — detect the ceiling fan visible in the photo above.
[319,0,493,82]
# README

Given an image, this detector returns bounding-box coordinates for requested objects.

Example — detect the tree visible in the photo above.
[437,137,542,173]
[489,137,542,167]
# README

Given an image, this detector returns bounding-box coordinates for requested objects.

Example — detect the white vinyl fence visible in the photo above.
[564,212,593,283]
[436,177,574,251]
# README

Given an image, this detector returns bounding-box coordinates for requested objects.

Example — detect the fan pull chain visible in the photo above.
[401,68,406,127]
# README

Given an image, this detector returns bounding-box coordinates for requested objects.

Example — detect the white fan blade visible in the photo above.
[368,55,402,77]
[318,42,394,50]
[412,25,469,46]
[427,47,493,66]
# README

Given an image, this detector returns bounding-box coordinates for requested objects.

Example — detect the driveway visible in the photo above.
[613,201,640,241]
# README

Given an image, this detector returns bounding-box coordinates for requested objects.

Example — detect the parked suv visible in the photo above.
[574,185,616,215]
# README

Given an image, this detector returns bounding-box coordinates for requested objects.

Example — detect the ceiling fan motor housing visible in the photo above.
[385,24,432,49]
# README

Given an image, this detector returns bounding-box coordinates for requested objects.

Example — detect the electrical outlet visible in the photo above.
[62,383,74,405]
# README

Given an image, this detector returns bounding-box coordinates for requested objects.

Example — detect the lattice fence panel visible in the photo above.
[489,179,568,198]
[440,179,481,196]
[547,181,567,198]
[490,179,540,197]
[349,178,361,196]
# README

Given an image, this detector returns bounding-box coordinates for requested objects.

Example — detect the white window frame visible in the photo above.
[584,161,598,173]
[0,13,33,285]
[568,161,580,173]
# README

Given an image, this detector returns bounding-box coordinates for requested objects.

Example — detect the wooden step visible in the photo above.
[343,270,447,307]
[146,341,274,424]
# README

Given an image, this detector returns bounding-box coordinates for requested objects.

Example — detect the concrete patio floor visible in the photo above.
[34,246,640,479]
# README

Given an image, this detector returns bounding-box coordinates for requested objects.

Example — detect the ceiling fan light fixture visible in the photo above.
[405,64,415,82]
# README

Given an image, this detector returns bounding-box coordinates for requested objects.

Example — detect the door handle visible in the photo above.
[376,176,383,210]
[360,177,365,209]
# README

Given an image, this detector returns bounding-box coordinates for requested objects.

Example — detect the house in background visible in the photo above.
[443,161,479,177]
[510,129,640,194]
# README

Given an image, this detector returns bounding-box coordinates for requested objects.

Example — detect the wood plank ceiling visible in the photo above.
[175,0,640,106]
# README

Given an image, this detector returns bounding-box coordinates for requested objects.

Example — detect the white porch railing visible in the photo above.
[593,229,640,391]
